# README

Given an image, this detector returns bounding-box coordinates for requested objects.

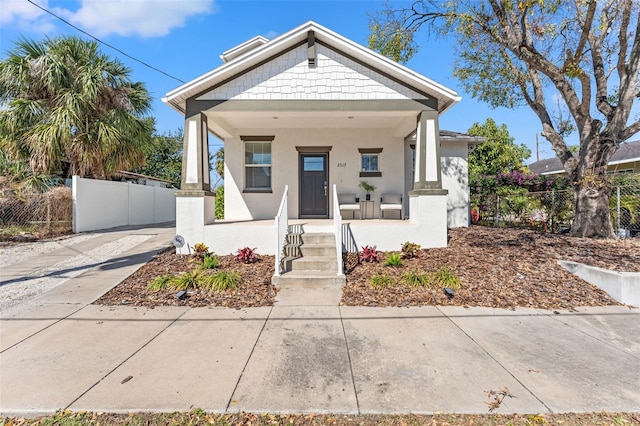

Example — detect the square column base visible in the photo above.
[175,191,215,254]
[409,191,448,247]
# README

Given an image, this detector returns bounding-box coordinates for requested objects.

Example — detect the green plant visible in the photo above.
[403,271,429,287]
[192,242,210,259]
[431,266,460,290]
[172,270,207,290]
[235,247,259,263]
[383,252,404,267]
[359,180,376,194]
[205,271,241,291]
[370,273,395,288]
[146,275,174,292]
[201,254,220,269]
[359,245,381,263]
[400,241,421,258]
[610,194,640,227]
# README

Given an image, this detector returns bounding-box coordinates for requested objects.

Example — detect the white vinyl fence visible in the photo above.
[72,176,176,233]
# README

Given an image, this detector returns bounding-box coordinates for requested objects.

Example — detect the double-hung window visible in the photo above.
[243,136,274,192]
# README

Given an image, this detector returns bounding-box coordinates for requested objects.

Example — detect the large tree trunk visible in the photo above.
[571,183,615,238]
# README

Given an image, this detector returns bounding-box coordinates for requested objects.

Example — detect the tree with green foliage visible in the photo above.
[0,36,153,180]
[369,0,640,238]
[467,118,531,185]
[137,128,183,186]
[214,147,224,180]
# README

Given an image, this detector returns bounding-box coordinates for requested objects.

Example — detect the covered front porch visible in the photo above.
[197,217,428,256]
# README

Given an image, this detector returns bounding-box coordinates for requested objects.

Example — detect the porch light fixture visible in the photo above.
[443,288,455,298]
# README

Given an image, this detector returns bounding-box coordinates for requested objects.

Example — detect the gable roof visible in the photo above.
[163,21,461,115]
[528,140,640,174]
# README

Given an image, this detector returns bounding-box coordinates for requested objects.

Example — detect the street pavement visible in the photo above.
[1,225,638,417]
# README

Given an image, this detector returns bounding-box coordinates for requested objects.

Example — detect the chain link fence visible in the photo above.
[0,187,72,241]
[472,184,640,237]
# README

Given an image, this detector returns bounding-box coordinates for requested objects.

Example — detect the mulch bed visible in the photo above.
[95,253,277,308]
[96,226,640,310]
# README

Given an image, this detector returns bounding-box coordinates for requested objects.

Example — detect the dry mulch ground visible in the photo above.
[96,226,640,310]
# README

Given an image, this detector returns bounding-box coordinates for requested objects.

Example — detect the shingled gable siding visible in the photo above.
[196,44,425,101]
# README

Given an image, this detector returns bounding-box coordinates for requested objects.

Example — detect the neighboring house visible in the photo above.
[529,140,640,175]
[163,21,482,258]
[114,171,177,188]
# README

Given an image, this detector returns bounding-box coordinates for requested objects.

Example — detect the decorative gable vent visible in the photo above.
[307,31,316,68]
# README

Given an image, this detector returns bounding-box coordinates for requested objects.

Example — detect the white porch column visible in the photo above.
[409,111,448,246]
[175,112,215,252]
[413,110,443,190]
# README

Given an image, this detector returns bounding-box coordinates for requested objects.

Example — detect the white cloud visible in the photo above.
[0,0,57,34]
[67,0,216,38]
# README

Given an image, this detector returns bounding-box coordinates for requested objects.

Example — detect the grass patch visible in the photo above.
[3,409,639,426]
[403,271,430,287]
[370,273,395,288]
[431,266,460,290]
[173,270,208,290]
[204,270,241,291]
[0,224,37,237]
[146,275,174,292]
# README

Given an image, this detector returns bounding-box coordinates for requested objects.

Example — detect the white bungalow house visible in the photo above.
[163,21,482,283]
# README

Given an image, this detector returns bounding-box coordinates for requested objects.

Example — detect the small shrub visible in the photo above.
[147,275,174,292]
[205,271,241,291]
[172,270,207,290]
[235,247,259,264]
[370,273,395,288]
[359,245,381,263]
[400,241,421,259]
[383,252,404,267]
[201,254,220,269]
[193,242,210,259]
[431,266,460,290]
[403,271,429,287]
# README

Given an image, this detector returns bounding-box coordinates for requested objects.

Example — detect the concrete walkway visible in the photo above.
[1,226,639,417]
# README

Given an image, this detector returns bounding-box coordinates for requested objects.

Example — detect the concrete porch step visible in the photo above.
[294,232,335,245]
[300,243,335,257]
[272,271,346,289]
[290,256,337,272]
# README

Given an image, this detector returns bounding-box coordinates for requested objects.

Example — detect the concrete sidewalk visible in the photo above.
[1,227,639,417]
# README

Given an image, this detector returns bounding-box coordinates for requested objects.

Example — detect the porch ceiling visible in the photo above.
[204,110,417,139]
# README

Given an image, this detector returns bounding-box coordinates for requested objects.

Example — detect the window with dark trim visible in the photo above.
[359,148,382,177]
[242,136,274,192]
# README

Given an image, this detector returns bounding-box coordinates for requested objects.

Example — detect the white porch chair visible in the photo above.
[338,193,361,220]
[380,193,403,219]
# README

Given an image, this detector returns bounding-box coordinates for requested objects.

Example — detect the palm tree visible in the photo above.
[0,36,153,179]
[214,147,224,179]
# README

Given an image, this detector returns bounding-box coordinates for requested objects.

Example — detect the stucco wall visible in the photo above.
[73,176,176,233]
[441,141,470,227]
[224,127,406,220]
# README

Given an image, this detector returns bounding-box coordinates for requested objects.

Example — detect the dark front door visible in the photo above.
[299,153,328,218]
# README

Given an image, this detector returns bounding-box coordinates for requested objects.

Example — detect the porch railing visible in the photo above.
[332,184,344,276]
[273,185,289,277]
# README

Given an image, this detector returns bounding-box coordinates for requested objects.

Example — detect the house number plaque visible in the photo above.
[337,163,347,167]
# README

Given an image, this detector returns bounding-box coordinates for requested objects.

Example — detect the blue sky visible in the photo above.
[1,0,590,163]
